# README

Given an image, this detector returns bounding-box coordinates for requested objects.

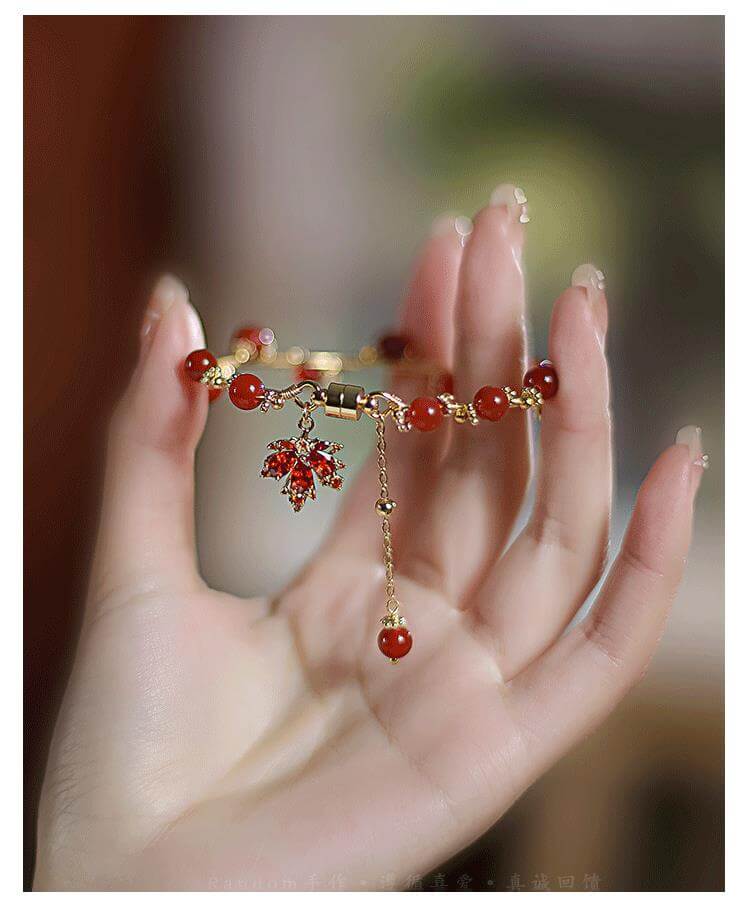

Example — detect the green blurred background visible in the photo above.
[25,15,723,890]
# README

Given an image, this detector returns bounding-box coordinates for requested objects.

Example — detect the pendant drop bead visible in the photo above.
[377,625,413,660]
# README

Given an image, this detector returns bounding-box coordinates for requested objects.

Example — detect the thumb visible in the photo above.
[88,275,210,609]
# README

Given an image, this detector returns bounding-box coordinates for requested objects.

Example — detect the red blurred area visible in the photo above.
[24,16,176,886]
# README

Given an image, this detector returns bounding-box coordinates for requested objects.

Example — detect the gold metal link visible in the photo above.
[297,401,316,436]
[200,365,234,389]
[211,363,544,426]
[374,415,400,621]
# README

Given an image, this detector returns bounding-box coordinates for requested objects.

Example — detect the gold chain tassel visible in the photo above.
[373,415,413,662]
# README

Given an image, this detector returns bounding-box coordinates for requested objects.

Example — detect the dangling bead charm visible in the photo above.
[373,413,412,661]
[261,402,345,511]
[378,615,413,662]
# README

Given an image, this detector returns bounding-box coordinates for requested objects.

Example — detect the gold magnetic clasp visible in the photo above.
[325,382,364,420]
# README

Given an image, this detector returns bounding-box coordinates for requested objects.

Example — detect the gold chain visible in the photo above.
[297,402,315,436]
[374,415,400,621]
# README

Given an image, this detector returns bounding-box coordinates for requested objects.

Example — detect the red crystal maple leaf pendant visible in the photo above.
[261,436,345,511]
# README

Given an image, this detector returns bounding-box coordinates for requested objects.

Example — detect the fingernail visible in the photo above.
[454,214,474,247]
[490,183,530,224]
[431,213,457,237]
[431,213,473,248]
[572,263,607,341]
[572,263,606,296]
[141,274,189,347]
[675,424,709,488]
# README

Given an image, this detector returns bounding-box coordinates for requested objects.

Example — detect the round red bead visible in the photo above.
[523,360,559,399]
[208,387,223,403]
[473,385,509,421]
[184,349,217,382]
[229,373,265,410]
[233,325,275,351]
[406,396,444,432]
[435,371,454,396]
[295,366,324,383]
[233,325,262,346]
[377,626,413,659]
[377,333,411,361]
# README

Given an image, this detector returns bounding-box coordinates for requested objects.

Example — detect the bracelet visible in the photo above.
[183,325,559,663]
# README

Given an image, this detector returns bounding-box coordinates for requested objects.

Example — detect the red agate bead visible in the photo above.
[184,349,217,382]
[233,325,262,346]
[523,360,559,399]
[377,332,411,361]
[406,396,444,432]
[295,366,324,383]
[473,385,509,421]
[208,387,223,403]
[377,625,413,660]
[229,373,265,410]
[233,325,275,351]
[435,371,454,395]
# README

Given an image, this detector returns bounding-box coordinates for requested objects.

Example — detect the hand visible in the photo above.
[34,195,703,890]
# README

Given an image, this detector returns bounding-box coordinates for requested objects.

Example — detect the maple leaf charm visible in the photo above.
[261,437,345,511]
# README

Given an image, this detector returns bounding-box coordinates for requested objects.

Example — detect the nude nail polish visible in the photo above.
[571,263,606,297]
[490,183,530,224]
[141,274,189,345]
[454,215,474,247]
[431,213,472,244]
[675,425,710,472]
[572,263,607,341]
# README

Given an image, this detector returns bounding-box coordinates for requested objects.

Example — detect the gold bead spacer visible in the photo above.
[375,498,397,516]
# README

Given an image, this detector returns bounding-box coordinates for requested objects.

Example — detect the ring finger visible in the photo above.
[472,265,612,677]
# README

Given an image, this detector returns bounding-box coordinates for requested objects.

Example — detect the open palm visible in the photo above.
[35,195,702,890]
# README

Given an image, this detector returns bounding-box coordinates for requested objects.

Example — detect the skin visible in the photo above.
[34,198,702,890]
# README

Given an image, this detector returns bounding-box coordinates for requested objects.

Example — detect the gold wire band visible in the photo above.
[201,369,544,426]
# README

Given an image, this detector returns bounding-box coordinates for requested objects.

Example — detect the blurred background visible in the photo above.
[24,15,724,891]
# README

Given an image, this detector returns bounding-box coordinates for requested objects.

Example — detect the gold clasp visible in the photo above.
[324,382,365,420]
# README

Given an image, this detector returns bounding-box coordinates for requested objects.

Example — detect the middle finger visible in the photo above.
[400,186,531,601]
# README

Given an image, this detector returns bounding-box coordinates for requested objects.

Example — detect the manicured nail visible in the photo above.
[141,274,189,346]
[454,214,474,247]
[572,263,607,341]
[572,263,606,296]
[490,183,530,223]
[675,425,709,485]
[431,213,456,237]
[431,213,472,247]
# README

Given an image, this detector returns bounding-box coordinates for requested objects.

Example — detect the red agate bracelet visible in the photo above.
[184,326,558,663]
